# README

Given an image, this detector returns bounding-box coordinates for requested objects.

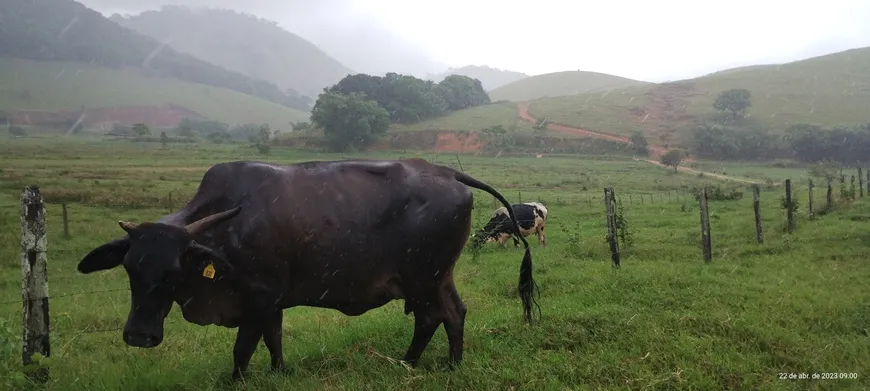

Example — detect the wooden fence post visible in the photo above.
[168,192,173,213]
[827,177,833,211]
[604,187,620,268]
[859,168,864,198]
[851,175,856,199]
[753,184,763,244]
[20,186,50,383]
[699,187,712,262]
[518,190,522,203]
[61,203,70,239]
[866,169,869,197]
[808,180,815,220]
[785,179,795,233]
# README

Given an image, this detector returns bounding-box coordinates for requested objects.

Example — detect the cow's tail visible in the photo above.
[453,170,540,324]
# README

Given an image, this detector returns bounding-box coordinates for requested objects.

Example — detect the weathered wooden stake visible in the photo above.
[699,187,712,262]
[61,203,69,239]
[753,184,763,244]
[851,175,856,199]
[827,177,833,211]
[785,179,795,233]
[604,187,620,268]
[168,192,173,213]
[808,180,815,220]
[866,169,869,197]
[518,190,522,203]
[20,186,50,383]
[859,168,864,198]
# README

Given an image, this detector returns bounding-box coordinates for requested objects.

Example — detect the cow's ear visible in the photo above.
[185,241,235,272]
[77,239,130,274]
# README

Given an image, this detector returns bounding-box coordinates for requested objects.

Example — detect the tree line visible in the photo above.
[311,73,491,151]
[1,0,312,111]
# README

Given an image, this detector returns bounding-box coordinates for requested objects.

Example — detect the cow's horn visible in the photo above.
[184,207,242,235]
[118,221,138,232]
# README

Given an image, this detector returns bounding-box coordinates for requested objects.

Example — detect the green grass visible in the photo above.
[0,58,310,129]
[488,71,651,102]
[389,102,540,134]
[528,47,870,145]
[1,137,869,390]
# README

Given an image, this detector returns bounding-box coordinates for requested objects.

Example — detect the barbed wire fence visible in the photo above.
[2,167,864,383]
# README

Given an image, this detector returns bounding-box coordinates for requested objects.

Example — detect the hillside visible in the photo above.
[528,46,870,145]
[110,6,353,99]
[0,58,309,130]
[489,71,652,102]
[428,65,529,91]
[0,0,310,111]
[389,102,535,133]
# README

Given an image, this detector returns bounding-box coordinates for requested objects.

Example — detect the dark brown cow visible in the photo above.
[76,159,539,380]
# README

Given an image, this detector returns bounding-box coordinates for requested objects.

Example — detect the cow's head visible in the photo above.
[76,207,241,348]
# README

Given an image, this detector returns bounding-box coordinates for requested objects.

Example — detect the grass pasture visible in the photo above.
[0,137,869,390]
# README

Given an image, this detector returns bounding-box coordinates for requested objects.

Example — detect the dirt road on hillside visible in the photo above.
[517,102,764,184]
[517,102,669,159]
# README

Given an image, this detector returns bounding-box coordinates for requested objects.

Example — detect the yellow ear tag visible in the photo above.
[202,263,216,279]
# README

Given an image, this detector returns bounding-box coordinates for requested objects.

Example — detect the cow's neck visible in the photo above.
[173,267,244,328]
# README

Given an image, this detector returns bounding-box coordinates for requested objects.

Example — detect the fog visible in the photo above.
[81,0,870,82]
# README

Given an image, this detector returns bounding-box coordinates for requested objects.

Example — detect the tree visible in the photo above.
[160,131,168,148]
[629,130,649,155]
[660,149,685,172]
[176,120,195,138]
[132,123,151,136]
[311,91,390,152]
[714,89,752,120]
[255,124,272,154]
[290,121,312,132]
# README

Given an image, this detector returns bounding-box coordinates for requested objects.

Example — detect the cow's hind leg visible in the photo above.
[402,299,444,367]
[262,310,288,373]
[441,280,467,368]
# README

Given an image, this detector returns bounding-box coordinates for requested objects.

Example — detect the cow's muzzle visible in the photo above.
[123,327,163,348]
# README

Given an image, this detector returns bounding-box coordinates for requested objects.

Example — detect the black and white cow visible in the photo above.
[471,202,548,248]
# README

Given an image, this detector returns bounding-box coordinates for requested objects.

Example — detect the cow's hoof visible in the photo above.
[271,364,294,376]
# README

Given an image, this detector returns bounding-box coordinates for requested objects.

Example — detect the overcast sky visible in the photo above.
[82,0,870,82]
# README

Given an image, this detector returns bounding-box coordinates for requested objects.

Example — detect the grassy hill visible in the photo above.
[0,58,309,129]
[389,101,535,133]
[428,65,529,91]
[110,6,353,99]
[489,71,652,102]
[528,47,870,145]
[0,0,310,111]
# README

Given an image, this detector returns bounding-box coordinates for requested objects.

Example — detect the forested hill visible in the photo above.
[0,0,311,111]
[110,6,353,98]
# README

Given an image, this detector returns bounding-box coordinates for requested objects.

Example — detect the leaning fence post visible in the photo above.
[61,203,70,239]
[699,187,712,262]
[785,179,795,233]
[859,168,864,198]
[20,185,50,383]
[808,180,815,220]
[753,184,763,244]
[604,187,620,268]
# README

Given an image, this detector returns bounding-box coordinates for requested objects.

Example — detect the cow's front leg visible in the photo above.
[231,319,264,381]
[262,310,288,373]
[537,226,546,247]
